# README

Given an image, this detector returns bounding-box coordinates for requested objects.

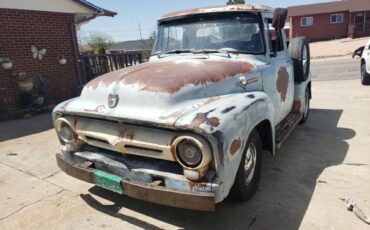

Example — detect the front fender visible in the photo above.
[174,92,274,202]
[52,97,79,122]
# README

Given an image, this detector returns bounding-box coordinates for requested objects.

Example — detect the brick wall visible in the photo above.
[0,9,80,110]
[290,11,350,42]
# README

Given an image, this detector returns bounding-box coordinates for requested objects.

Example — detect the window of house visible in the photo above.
[330,14,344,24]
[301,17,314,27]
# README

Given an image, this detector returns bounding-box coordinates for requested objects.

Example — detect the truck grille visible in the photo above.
[62,116,177,162]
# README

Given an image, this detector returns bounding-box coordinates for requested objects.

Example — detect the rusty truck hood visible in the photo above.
[62,59,260,126]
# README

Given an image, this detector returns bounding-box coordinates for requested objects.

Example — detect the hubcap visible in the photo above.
[303,45,308,76]
[244,142,257,185]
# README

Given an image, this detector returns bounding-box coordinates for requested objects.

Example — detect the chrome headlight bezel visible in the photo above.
[54,118,77,144]
[173,135,212,168]
[176,138,203,168]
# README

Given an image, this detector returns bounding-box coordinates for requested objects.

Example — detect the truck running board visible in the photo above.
[275,112,302,150]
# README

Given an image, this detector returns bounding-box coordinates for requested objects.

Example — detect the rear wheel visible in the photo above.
[300,87,310,124]
[231,130,262,201]
[361,63,370,85]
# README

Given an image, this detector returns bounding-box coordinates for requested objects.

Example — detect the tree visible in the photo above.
[226,0,245,5]
[85,32,115,54]
[148,31,156,48]
[141,31,156,61]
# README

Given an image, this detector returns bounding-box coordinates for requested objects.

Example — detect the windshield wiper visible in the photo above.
[156,49,193,58]
[164,49,193,54]
[192,49,231,58]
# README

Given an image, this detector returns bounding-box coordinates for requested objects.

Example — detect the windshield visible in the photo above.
[153,13,265,55]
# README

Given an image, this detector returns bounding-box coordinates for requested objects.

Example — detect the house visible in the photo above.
[109,39,154,53]
[0,0,116,118]
[288,0,370,42]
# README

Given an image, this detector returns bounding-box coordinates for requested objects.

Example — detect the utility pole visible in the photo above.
[138,22,144,52]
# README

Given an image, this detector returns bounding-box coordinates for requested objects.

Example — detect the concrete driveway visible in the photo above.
[1,60,370,229]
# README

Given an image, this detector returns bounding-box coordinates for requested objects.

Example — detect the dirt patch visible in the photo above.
[310,37,369,59]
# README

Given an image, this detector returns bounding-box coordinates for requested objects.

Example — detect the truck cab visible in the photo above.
[53,4,311,211]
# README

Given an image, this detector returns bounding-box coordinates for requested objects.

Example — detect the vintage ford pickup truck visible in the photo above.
[53,4,311,211]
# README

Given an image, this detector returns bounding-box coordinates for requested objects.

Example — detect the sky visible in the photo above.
[81,0,329,42]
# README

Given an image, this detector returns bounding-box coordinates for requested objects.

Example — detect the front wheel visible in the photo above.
[361,63,370,85]
[300,87,310,124]
[230,130,262,201]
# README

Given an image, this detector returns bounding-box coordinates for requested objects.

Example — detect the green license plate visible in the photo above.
[94,171,123,194]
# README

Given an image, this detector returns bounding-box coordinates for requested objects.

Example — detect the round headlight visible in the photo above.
[60,123,74,141]
[176,140,202,167]
[57,122,75,143]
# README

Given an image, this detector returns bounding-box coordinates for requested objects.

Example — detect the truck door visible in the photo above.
[263,19,294,125]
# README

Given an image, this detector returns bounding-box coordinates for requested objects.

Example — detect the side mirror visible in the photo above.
[272,8,288,30]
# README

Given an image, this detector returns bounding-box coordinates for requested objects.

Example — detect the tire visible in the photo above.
[289,37,310,83]
[299,87,310,124]
[361,63,370,85]
[230,130,262,201]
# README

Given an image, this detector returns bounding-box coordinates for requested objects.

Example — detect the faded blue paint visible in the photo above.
[52,6,311,207]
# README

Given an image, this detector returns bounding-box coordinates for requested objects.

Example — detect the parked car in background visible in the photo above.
[53,4,311,211]
[360,39,370,85]
[353,38,370,85]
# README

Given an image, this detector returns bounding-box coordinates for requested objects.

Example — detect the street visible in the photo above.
[311,57,361,81]
[1,57,370,230]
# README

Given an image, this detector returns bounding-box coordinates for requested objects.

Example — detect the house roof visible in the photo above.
[0,0,116,18]
[288,0,370,17]
[0,0,116,19]
[160,4,274,21]
[72,0,116,17]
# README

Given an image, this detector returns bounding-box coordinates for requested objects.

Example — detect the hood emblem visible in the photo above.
[236,76,259,90]
[108,94,119,108]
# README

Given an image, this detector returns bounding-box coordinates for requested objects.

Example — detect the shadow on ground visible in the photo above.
[80,109,355,230]
[0,113,53,142]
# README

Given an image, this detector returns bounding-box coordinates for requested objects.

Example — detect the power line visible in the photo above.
[87,28,155,33]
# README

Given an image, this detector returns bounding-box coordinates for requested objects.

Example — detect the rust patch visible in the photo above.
[73,119,78,129]
[191,109,219,128]
[276,67,289,102]
[229,139,242,156]
[192,113,207,127]
[159,111,183,121]
[293,100,301,113]
[188,180,208,191]
[212,131,224,166]
[117,124,135,141]
[86,60,254,94]
[204,96,221,105]
[222,106,236,114]
[160,4,272,20]
[208,117,220,127]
